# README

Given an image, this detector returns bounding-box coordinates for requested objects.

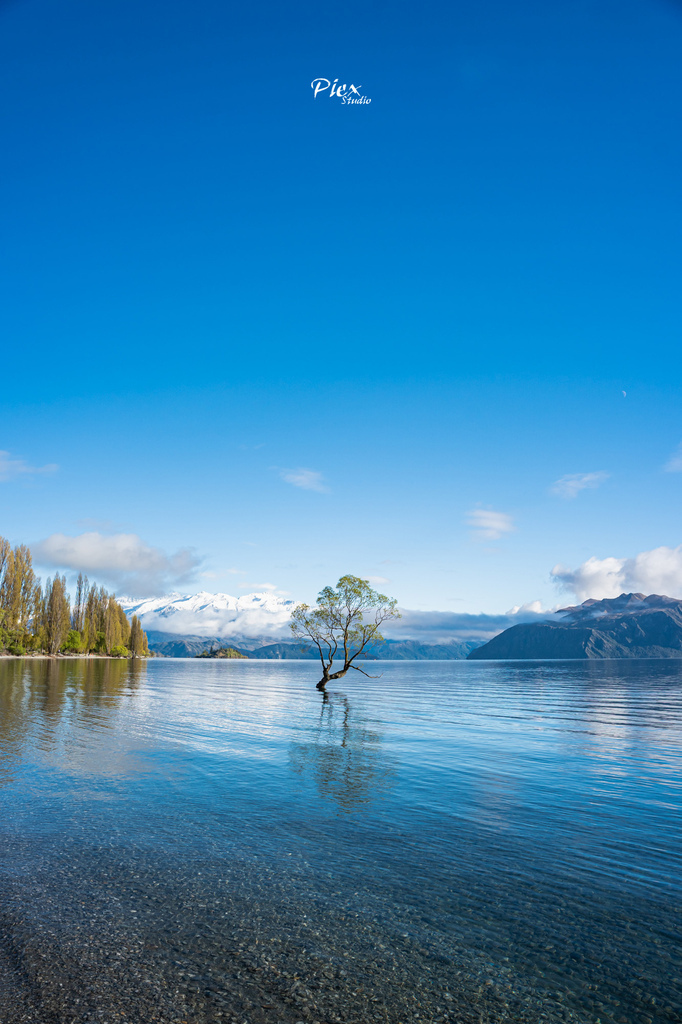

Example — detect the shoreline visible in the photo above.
[0,653,149,660]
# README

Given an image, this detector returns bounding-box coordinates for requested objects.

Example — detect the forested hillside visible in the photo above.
[0,535,149,657]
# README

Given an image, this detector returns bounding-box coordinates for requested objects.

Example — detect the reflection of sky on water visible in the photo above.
[1,658,681,1024]
[1,658,681,876]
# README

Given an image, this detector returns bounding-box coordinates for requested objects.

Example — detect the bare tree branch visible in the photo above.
[350,663,382,679]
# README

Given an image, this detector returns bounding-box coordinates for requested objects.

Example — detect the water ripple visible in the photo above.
[0,657,680,1024]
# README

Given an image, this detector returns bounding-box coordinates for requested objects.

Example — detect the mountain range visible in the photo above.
[121,591,295,643]
[125,592,485,658]
[468,593,682,659]
[145,631,480,660]
[126,590,682,661]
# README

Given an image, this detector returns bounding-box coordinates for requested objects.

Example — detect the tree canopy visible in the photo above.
[290,575,400,689]
[0,535,149,658]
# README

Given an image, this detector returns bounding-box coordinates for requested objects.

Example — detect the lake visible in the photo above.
[0,658,680,1024]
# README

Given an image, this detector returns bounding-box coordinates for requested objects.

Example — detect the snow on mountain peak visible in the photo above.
[120,591,297,639]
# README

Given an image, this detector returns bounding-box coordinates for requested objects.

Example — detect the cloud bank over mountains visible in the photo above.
[120,541,682,643]
[118,591,551,644]
[31,532,682,641]
[385,604,549,642]
[120,591,296,639]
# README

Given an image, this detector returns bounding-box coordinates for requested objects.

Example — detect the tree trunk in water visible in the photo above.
[316,664,350,689]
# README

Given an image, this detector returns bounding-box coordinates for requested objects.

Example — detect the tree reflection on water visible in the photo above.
[0,659,146,786]
[289,690,395,811]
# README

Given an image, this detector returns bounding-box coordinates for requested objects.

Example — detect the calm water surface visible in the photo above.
[0,658,680,1024]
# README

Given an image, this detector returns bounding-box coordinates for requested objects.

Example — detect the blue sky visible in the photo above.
[2,0,682,613]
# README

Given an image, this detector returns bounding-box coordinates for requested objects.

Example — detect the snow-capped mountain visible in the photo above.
[120,591,296,641]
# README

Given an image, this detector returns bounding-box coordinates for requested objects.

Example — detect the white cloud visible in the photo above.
[280,468,329,493]
[467,508,515,541]
[366,575,390,585]
[551,545,682,602]
[32,532,201,597]
[664,443,682,472]
[238,581,278,591]
[0,449,58,482]
[550,471,609,499]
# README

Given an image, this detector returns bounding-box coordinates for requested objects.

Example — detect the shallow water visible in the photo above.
[0,658,680,1024]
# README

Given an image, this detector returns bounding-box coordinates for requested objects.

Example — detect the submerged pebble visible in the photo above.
[0,659,680,1024]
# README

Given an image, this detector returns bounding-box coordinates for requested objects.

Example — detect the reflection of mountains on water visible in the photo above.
[0,659,146,786]
[289,691,395,811]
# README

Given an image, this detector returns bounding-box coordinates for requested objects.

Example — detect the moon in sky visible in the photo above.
[622,390,627,397]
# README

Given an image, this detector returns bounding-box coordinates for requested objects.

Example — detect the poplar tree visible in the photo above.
[104,597,122,653]
[13,545,38,631]
[0,538,11,595]
[0,544,16,621]
[129,615,148,657]
[0,540,38,646]
[0,533,150,657]
[72,573,89,631]
[44,575,71,654]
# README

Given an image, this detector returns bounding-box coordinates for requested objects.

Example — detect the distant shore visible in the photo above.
[0,652,149,660]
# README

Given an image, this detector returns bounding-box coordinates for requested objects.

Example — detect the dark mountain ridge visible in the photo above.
[467,593,682,660]
[145,631,480,660]
[249,638,481,660]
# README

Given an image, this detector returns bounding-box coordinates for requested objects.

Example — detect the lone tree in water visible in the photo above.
[290,575,400,690]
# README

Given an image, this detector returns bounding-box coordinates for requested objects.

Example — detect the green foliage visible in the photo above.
[44,574,71,653]
[291,575,400,688]
[0,533,150,658]
[61,629,85,653]
[128,614,149,657]
[0,540,38,630]
[196,646,248,659]
[93,630,108,654]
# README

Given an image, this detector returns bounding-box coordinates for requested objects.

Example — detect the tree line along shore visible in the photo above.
[0,535,149,658]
